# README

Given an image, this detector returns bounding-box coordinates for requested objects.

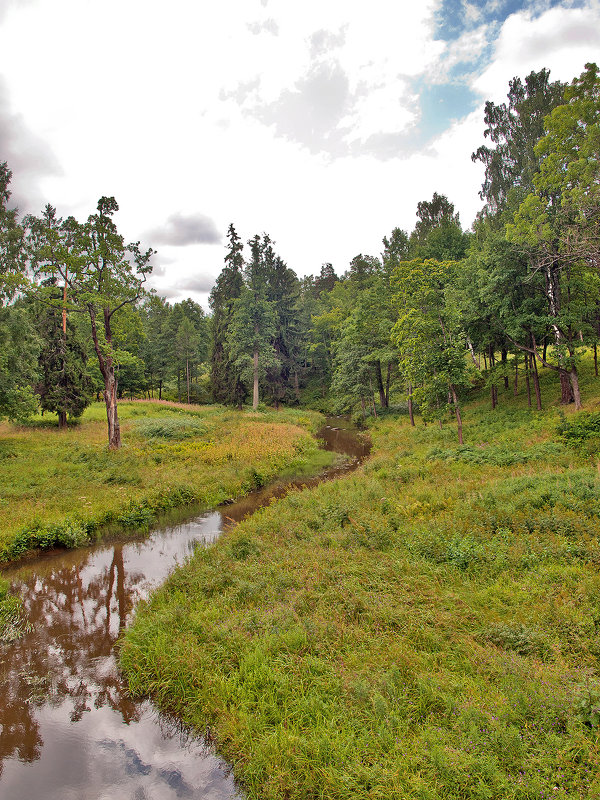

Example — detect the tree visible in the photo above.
[209,224,244,404]
[408,194,469,260]
[228,235,278,409]
[33,281,93,425]
[392,259,471,443]
[175,317,198,404]
[140,295,173,399]
[471,68,565,217]
[0,162,38,421]
[263,240,303,405]
[382,227,409,268]
[505,65,600,410]
[32,198,154,448]
[312,263,338,297]
[75,197,153,446]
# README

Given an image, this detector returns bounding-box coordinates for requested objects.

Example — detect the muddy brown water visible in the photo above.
[0,420,369,800]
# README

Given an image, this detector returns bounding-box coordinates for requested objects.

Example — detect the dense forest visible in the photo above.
[0,63,598,446]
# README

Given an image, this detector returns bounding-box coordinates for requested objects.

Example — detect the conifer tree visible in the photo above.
[209,223,244,404]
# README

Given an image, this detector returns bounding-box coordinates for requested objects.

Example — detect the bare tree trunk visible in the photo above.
[525,355,532,408]
[186,358,190,404]
[514,358,519,396]
[58,410,68,429]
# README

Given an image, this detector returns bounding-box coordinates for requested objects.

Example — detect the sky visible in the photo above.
[0,0,599,308]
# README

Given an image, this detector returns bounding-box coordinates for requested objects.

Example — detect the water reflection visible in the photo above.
[0,515,239,800]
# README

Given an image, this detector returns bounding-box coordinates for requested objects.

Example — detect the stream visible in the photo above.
[0,420,369,800]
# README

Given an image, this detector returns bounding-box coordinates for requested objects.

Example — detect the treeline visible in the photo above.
[0,63,598,446]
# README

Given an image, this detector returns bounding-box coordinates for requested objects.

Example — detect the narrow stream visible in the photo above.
[0,420,369,800]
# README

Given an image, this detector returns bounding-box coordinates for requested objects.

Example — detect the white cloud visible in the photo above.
[472,4,600,101]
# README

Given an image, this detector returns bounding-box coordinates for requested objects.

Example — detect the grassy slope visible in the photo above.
[121,360,600,800]
[0,401,328,562]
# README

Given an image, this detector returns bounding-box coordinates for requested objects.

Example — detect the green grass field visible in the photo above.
[0,401,328,562]
[121,359,600,799]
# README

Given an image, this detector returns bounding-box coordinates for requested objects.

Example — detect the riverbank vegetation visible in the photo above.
[121,358,600,799]
[0,401,327,562]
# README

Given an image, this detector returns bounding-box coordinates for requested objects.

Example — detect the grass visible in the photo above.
[0,578,32,642]
[121,356,600,799]
[0,400,329,562]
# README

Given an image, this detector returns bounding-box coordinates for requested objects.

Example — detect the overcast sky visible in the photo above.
[1,0,599,307]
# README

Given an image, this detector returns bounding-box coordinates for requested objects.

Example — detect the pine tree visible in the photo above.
[209,223,244,404]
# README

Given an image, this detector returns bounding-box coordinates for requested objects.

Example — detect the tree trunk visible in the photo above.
[58,410,68,430]
[253,346,259,410]
[489,345,497,410]
[595,343,598,377]
[569,366,582,411]
[525,355,532,408]
[375,360,387,408]
[560,371,574,404]
[89,304,121,449]
[158,380,163,401]
[450,385,463,445]
[502,348,509,389]
[104,371,121,450]
[532,351,542,412]
[385,362,392,406]
[514,358,519,396]
[293,370,300,402]
[408,383,415,427]
[186,358,190,404]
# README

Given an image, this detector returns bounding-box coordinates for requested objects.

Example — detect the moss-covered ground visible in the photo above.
[121,360,600,799]
[0,401,327,562]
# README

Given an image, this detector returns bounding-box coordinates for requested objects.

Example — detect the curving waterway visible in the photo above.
[0,420,369,800]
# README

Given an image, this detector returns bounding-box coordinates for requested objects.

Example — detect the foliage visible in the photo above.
[0,579,32,642]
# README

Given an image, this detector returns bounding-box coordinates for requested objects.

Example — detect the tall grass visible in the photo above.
[121,356,600,799]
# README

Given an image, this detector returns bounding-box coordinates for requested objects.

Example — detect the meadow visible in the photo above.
[121,359,600,800]
[0,401,328,562]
